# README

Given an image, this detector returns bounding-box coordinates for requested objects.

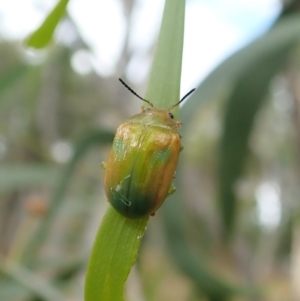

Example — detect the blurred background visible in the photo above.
[1,0,300,300]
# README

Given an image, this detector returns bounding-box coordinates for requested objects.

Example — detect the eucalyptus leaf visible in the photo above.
[26,0,69,49]
[181,14,300,123]
[84,1,186,300]
[180,14,300,237]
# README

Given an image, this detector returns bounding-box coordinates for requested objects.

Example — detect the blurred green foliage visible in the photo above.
[1,1,300,301]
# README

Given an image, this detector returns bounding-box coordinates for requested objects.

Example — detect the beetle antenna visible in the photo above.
[169,88,196,110]
[119,78,153,107]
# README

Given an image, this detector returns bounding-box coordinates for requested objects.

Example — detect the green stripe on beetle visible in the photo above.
[103,79,195,219]
[149,148,172,167]
[112,137,126,161]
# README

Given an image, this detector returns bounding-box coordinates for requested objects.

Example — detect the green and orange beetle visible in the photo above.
[103,79,195,218]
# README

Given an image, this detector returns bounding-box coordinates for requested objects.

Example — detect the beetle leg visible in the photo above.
[141,106,146,112]
[167,183,176,197]
[176,121,182,128]
[180,145,184,152]
[173,171,176,179]
[101,161,107,170]
[150,212,156,217]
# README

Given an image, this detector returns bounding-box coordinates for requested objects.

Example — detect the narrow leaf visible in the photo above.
[26,0,69,49]
[145,0,185,114]
[85,208,148,301]
[84,0,186,300]
[160,13,300,300]
[181,14,300,122]
[218,35,295,238]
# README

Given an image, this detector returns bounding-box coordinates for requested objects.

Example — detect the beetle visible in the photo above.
[103,78,195,218]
